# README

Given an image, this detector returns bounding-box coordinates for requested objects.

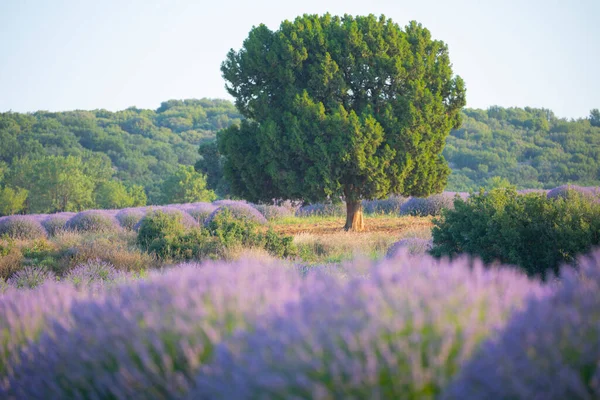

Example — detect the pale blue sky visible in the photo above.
[1,0,598,118]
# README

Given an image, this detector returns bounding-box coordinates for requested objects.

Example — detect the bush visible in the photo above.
[191,252,542,399]
[547,184,600,201]
[136,210,214,260]
[262,228,297,258]
[185,203,217,224]
[444,250,600,399]
[65,260,118,287]
[400,193,456,216]
[386,238,432,257]
[148,228,217,260]
[0,216,47,240]
[206,208,262,250]
[295,202,346,217]
[134,207,199,231]
[431,188,600,278]
[115,208,147,230]
[60,238,153,274]
[0,237,22,280]
[41,213,75,236]
[253,204,293,221]
[7,266,55,289]
[207,203,267,225]
[65,211,121,233]
[136,210,187,251]
[362,195,408,214]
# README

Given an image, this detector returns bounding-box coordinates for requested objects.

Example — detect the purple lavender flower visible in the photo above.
[547,185,600,201]
[386,238,433,257]
[185,203,218,224]
[190,252,545,399]
[400,193,457,216]
[134,207,200,231]
[362,195,409,215]
[65,259,118,287]
[443,249,600,400]
[207,203,268,225]
[41,212,75,235]
[115,208,147,230]
[253,204,293,221]
[0,216,47,239]
[7,267,55,289]
[65,210,121,233]
[0,282,84,377]
[2,258,327,398]
[213,199,249,207]
[295,202,346,217]
[517,188,549,195]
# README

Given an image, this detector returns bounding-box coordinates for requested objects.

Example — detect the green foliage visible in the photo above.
[195,141,229,196]
[6,155,95,213]
[444,106,600,191]
[136,209,295,260]
[0,99,241,207]
[431,188,600,278]
[160,165,216,204]
[3,95,598,210]
[590,109,600,127]
[136,211,186,251]
[0,186,28,216]
[205,208,261,249]
[0,235,15,257]
[219,14,466,207]
[95,181,147,209]
[263,228,297,258]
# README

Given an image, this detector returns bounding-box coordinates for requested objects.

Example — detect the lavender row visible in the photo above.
[6,250,586,398]
[1,257,329,398]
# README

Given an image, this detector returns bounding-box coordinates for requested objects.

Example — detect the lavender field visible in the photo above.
[1,249,599,398]
[1,188,600,399]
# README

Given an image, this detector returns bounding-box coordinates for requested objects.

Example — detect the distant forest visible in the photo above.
[1,99,599,215]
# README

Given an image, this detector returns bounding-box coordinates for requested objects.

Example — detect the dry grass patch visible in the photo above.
[287,216,434,263]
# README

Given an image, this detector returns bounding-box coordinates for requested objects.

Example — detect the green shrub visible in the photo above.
[137,208,296,260]
[147,229,218,260]
[136,211,186,251]
[431,188,600,278]
[205,208,261,249]
[263,228,297,258]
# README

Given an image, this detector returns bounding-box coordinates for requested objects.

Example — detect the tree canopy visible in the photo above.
[1,95,598,217]
[0,99,235,214]
[218,14,466,230]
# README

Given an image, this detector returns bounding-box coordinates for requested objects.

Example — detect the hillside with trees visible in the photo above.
[445,107,600,191]
[0,99,240,214]
[1,98,599,216]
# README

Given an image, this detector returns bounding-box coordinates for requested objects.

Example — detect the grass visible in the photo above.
[270,215,434,264]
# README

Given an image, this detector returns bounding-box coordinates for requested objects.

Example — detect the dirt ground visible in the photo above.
[271,215,434,236]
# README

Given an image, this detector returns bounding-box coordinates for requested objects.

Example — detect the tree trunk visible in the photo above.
[344,201,365,232]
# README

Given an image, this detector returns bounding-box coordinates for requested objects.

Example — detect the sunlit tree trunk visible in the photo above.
[344,201,365,232]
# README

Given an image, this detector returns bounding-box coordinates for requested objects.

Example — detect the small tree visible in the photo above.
[161,165,216,204]
[219,14,466,230]
[0,187,28,216]
[590,109,600,127]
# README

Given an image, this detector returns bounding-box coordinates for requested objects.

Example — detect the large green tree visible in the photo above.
[218,14,466,230]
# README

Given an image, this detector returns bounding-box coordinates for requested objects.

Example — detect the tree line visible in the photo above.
[1,98,599,216]
[0,99,238,214]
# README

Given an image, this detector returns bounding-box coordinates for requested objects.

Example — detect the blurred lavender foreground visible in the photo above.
[191,252,546,399]
[1,257,330,399]
[443,250,600,399]
[9,249,600,399]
